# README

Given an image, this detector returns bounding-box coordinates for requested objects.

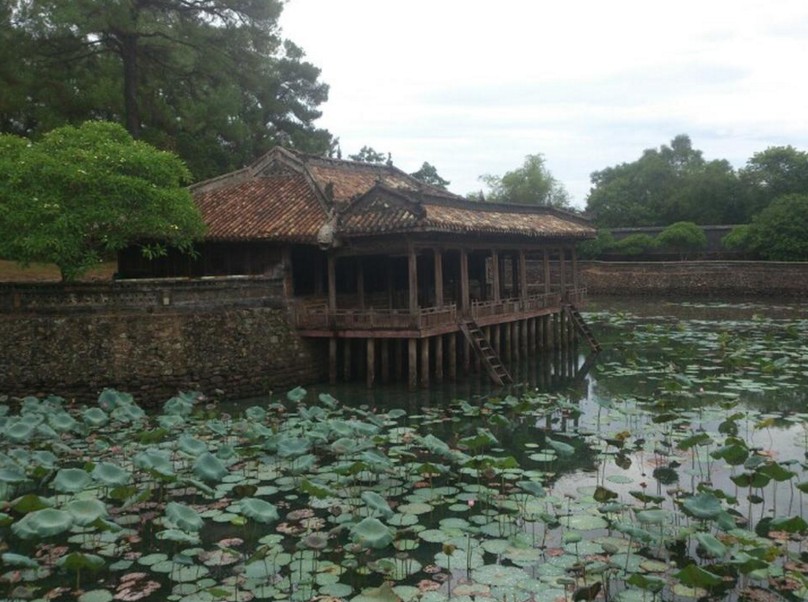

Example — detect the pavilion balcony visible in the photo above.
[293,288,586,336]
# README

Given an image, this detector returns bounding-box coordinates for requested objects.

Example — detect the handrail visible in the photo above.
[294,289,586,331]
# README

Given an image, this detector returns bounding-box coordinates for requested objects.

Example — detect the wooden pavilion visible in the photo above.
[118,147,598,387]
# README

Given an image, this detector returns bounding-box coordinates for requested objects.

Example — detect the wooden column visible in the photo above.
[462,334,471,374]
[434,249,444,308]
[504,322,512,361]
[448,333,457,380]
[543,250,551,295]
[529,318,537,354]
[521,319,529,355]
[366,338,375,388]
[395,339,403,381]
[559,248,567,295]
[329,338,337,384]
[434,335,444,382]
[408,339,418,389]
[571,247,579,291]
[518,249,528,301]
[357,260,365,309]
[491,250,501,302]
[459,248,469,315]
[493,324,501,356]
[420,337,430,387]
[512,321,520,362]
[408,243,418,315]
[386,266,394,309]
[327,254,337,314]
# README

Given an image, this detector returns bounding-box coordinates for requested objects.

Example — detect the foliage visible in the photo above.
[586,135,745,227]
[480,154,570,207]
[739,146,808,218]
[655,221,707,259]
[348,146,391,165]
[612,233,657,256]
[576,229,615,259]
[3,0,333,180]
[409,162,450,189]
[747,194,808,261]
[721,224,754,255]
[0,121,205,281]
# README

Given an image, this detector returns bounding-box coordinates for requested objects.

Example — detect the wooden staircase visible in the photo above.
[564,304,602,353]
[458,320,513,386]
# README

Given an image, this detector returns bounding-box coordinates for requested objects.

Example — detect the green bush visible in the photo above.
[748,194,808,261]
[656,221,707,259]
[613,233,657,256]
[577,229,615,259]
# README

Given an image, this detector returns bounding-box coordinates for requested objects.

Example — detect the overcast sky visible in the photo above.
[281,0,808,208]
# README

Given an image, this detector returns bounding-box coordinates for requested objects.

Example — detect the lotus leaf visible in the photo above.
[52,467,91,493]
[67,498,108,526]
[13,508,73,538]
[277,437,310,458]
[163,395,194,417]
[57,551,105,571]
[111,403,145,423]
[695,532,727,557]
[361,491,394,518]
[286,386,307,402]
[675,563,722,588]
[681,492,723,520]
[193,452,228,482]
[0,466,26,483]
[31,450,57,469]
[547,438,575,457]
[48,411,78,432]
[351,517,395,549]
[91,462,131,486]
[178,434,208,456]
[2,552,38,568]
[518,480,545,497]
[238,498,279,524]
[4,420,35,443]
[133,448,174,477]
[165,502,204,532]
[97,389,133,411]
[156,414,185,429]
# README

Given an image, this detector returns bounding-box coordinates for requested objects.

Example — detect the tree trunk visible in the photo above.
[120,33,140,138]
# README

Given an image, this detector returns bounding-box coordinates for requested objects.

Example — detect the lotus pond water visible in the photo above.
[0,298,807,602]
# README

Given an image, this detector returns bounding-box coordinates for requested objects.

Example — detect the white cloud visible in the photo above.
[281,0,808,207]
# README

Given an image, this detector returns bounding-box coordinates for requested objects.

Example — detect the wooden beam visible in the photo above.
[518,249,528,301]
[327,254,337,314]
[408,338,417,389]
[408,243,418,315]
[357,260,365,309]
[459,248,469,315]
[434,249,444,308]
[366,338,375,388]
[420,337,430,387]
[328,338,337,384]
[491,250,500,302]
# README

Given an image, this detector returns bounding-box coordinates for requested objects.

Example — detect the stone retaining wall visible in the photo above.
[0,278,324,405]
[581,261,808,297]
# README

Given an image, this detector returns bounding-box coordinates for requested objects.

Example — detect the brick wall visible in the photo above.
[581,261,808,297]
[0,278,324,406]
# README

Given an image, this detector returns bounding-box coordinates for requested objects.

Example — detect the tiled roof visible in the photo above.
[339,185,595,240]
[189,147,595,243]
[193,173,326,242]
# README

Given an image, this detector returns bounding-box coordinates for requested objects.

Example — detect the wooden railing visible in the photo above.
[293,289,586,332]
[563,287,587,306]
[294,302,457,331]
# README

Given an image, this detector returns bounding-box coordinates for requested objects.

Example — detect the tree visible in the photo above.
[721,225,754,256]
[577,229,615,259]
[746,194,808,261]
[410,162,450,189]
[348,146,392,165]
[586,135,741,227]
[0,121,205,281]
[480,154,570,207]
[739,146,808,219]
[655,222,707,259]
[612,234,657,256]
[3,0,333,180]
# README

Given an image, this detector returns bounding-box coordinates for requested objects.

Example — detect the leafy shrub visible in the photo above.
[656,221,707,259]
[613,233,657,256]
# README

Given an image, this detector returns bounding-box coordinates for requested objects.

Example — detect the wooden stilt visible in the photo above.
[521,319,529,356]
[366,338,375,388]
[420,337,430,387]
[504,322,512,361]
[448,332,457,380]
[529,318,537,354]
[329,338,337,384]
[493,324,501,357]
[435,335,444,382]
[462,333,471,374]
[408,339,417,389]
[512,321,520,363]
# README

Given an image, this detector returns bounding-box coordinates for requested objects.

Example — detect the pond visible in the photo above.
[1,298,807,602]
